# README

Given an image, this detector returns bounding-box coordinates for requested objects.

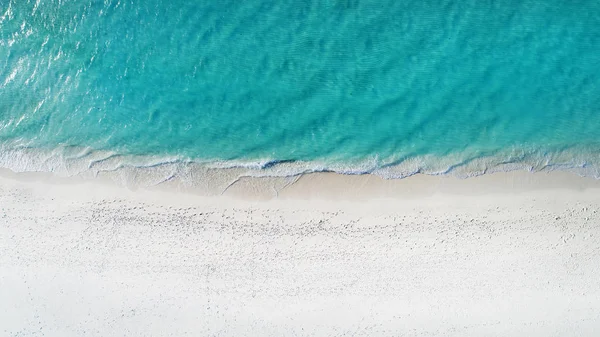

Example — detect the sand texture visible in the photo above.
[1,171,600,336]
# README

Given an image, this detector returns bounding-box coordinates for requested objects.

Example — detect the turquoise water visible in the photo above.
[1,0,600,179]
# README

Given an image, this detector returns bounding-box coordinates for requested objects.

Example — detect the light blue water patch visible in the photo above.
[1,0,600,177]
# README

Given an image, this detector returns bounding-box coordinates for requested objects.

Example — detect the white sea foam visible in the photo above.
[0,144,599,193]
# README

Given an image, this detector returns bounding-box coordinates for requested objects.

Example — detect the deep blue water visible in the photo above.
[1,0,600,178]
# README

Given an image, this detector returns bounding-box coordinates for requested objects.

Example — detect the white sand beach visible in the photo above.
[1,170,600,336]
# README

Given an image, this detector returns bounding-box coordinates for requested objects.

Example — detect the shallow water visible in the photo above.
[1,0,600,179]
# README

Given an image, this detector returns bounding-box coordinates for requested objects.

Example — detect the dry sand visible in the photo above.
[1,169,600,336]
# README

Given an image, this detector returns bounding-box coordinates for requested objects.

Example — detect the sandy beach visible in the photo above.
[1,170,600,336]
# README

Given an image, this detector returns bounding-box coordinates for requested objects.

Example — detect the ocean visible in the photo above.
[1,0,600,183]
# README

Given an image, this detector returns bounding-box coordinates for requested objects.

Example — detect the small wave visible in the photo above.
[1,143,599,194]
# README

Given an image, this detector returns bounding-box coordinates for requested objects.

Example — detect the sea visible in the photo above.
[1,0,600,186]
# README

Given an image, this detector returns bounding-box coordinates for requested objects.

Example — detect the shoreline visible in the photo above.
[2,169,600,336]
[2,166,600,201]
[2,144,600,199]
